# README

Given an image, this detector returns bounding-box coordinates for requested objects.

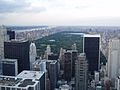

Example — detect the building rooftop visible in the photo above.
[17,70,45,80]
[66,50,78,53]
[33,59,57,65]
[33,59,46,65]
[83,34,100,37]
[1,59,17,63]
[79,53,86,57]
[0,73,40,88]
[0,75,21,86]
[6,39,28,43]
[18,79,36,87]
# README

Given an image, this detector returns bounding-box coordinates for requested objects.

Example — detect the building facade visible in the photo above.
[7,30,15,40]
[0,26,8,74]
[108,38,120,79]
[72,50,78,77]
[29,42,37,69]
[75,53,88,90]
[83,34,100,75]
[1,59,18,76]
[64,51,72,82]
[4,40,30,73]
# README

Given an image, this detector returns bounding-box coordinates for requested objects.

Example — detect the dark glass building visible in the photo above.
[4,40,30,73]
[1,59,18,76]
[49,61,57,90]
[40,72,45,90]
[83,34,100,75]
[72,50,78,77]
[64,51,72,82]
[7,30,15,40]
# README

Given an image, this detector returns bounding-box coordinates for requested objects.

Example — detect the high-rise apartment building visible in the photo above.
[59,48,66,70]
[29,42,37,69]
[0,26,7,59]
[63,50,78,81]
[107,38,120,79]
[4,40,30,73]
[75,53,88,90]
[83,34,100,75]
[0,26,8,74]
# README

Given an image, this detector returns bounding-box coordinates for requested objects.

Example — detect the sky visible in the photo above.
[0,0,120,26]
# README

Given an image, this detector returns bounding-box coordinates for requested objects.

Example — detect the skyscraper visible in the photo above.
[4,40,30,73]
[75,53,88,90]
[0,26,8,74]
[0,26,7,59]
[49,60,57,90]
[32,59,58,90]
[107,38,120,79]
[72,50,78,77]
[29,42,37,69]
[59,48,66,70]
[83,34,100,75]
[44,45,53,59]
[46,45,51,55]
[64,51,72,82]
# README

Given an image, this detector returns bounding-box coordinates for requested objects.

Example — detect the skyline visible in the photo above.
[0,0,120,26]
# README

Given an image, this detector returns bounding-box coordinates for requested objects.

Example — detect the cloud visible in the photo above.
[24,7,47,13]
[0,0,46,13]
[0,0,120,25]
[0,0,28,13]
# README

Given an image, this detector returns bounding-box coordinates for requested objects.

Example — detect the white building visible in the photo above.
[107,38,120,79]
[29,42,37,69]
[0,26,8,74]
[0,70,45,90]
[0,26,7,59]
[32,60,46,72]
[46,45,51,55]
[116,76,120,90]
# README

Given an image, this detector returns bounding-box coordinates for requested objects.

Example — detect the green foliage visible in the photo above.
[35,32,83,56]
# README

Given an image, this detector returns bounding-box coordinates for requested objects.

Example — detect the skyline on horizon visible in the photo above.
[0,0,120,26]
